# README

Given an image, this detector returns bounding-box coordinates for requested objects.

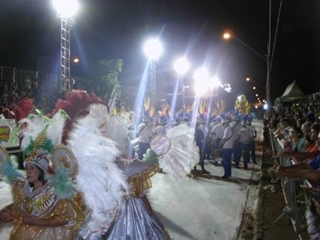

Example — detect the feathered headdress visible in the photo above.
[23,126,55,175]
[16,109,77,198]
[13,98,35,123]
[54,90,105,144]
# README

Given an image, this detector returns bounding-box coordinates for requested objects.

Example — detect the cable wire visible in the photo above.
[270,0,283,71]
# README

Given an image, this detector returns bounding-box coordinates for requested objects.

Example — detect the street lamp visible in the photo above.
[245,77,265,89]
[223,32,271,110]
[143,38,163,107]
[173,57,190,106]
[52,0,79,92]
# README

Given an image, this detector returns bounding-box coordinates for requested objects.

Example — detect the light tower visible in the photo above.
[52,0,79,92]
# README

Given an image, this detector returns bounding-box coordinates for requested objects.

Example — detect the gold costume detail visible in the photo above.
[128,164,158,197]
[61,156,71,168]
[9,180,84,240]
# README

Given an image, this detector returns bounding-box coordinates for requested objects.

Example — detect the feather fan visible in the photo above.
[153,124,199,178]
[67,104,129,234]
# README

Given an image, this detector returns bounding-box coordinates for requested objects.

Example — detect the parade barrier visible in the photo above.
[271,133,311,240]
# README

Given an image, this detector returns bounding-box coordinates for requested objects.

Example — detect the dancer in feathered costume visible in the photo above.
[0,110,84,240]
[56,90,199,239]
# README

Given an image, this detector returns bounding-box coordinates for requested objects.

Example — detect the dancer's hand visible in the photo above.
[0,208,13,222]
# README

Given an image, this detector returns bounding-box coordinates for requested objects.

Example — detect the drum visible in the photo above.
[150,134,171,156]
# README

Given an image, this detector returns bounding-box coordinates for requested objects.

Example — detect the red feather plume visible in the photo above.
[13,98,35,123]
[54,90,105,144]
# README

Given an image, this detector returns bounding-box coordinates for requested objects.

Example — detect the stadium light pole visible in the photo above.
[223,32,271,111]
[52,0,79,92]
[143,38,163,107]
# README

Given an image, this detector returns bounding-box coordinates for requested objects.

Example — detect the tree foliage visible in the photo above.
[86,59,123,101]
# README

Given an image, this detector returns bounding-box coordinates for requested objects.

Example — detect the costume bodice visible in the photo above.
[12,178,59,218]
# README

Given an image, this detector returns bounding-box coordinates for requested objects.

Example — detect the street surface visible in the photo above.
[0,120,263,240]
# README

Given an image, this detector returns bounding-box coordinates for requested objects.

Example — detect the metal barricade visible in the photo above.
[270,133,306,239]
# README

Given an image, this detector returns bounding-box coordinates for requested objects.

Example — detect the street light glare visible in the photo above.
[194,68,209,81]
[210,76,221,89]
[173,57,190,76]
[194,68,209,96]
[143,38,163,60]
[223,33,231,39]
[52,0,79,18]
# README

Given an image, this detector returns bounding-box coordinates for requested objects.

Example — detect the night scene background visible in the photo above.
[1,0,320,107]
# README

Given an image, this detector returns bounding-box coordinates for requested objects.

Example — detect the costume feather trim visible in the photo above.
[13,98,35,123]
[48,165,75,199]
[67,104,129,234]
[0,152,23,184]
[152,124,199,178]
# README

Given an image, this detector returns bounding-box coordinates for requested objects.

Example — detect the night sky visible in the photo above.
[1,0,320,104]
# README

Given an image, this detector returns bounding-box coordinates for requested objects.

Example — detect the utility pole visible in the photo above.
[266,0,272,112]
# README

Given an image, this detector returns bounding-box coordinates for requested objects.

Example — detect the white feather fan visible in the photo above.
[67,104,129,234]
[151,123,199,178]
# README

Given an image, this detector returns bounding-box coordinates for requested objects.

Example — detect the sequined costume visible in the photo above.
[0,108,85,240]
[9,178,84,240]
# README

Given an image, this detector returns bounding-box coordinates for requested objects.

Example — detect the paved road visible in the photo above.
[0,120,264,240]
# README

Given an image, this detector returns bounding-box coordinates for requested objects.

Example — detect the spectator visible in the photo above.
[247,120,257,164]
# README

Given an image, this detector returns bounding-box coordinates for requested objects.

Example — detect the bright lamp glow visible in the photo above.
[194,68,209,96]
[263,103,268,110]
[174,57,190,76]
[143,38,163,60]
[223,33,231,39]
[52,0,79,18]
[210,76,221,89]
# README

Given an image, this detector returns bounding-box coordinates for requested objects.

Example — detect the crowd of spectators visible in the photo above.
[265,103,320,238]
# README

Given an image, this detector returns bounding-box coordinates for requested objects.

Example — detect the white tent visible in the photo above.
[277,80,307,102]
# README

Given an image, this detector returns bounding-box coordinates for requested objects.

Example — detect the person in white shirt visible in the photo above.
[247,121,257,164]
[153,117,167,135]
[136,117,153,160]
[237,121,254,169]
[230,117,242,167]
[220,120,234,178]
[128,112,137,158]
[211,118,224,159]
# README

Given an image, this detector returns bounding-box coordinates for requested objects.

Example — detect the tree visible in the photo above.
[86,59,123,102]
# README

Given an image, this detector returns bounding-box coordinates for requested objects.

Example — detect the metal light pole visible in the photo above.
[143,38,163,107]
[52,0,79,92]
